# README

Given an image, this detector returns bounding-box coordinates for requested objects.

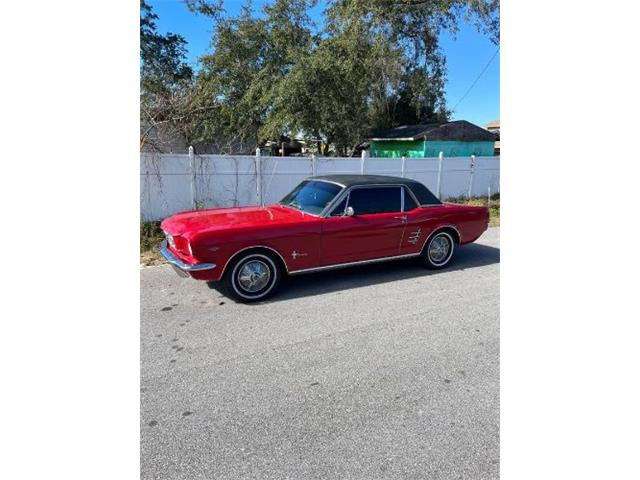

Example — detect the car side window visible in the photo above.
[348,187,401,215]
[403,187,418,211]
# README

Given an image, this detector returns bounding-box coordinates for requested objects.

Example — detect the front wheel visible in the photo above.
[421,231,456,269]
[222,251,282,303]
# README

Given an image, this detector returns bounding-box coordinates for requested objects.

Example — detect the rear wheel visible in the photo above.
[421,230,455,269]
[222,251,282,303]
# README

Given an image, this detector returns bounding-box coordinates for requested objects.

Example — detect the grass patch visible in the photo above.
[140,221,165,266]
[446,193,500,227]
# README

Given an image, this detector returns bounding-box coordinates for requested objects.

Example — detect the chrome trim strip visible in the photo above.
[160,240,217,272]
[310,178,347,189]
[288,252,420,275]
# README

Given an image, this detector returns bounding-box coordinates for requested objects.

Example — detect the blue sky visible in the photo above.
[148,0,499,127]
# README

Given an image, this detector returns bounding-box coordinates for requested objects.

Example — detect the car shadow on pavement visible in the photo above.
[207,242,500,304]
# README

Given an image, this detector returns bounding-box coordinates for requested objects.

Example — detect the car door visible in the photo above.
[320,185,407,265]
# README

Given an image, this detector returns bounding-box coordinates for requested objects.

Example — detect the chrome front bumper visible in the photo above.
[160,240,217,274]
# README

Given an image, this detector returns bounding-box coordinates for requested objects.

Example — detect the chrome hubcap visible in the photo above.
[429,235,451,263]
[237,260,271,292]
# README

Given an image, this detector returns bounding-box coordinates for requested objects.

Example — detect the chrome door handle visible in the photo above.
[394,215,407,223]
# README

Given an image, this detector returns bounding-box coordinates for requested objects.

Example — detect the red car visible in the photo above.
[160,175,489,302]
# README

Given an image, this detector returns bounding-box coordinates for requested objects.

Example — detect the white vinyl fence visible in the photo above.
[140,148,500,221]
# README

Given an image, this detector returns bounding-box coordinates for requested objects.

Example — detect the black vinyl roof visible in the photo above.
[310,174,441,205]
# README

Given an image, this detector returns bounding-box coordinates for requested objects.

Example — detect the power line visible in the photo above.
[451,47,499,112]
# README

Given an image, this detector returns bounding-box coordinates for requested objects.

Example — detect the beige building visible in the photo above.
[484,119,500,155]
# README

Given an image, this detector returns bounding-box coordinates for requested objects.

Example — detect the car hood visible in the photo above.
[160,205,304,236]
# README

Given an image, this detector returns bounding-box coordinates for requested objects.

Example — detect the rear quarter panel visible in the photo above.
[401,203,488,255]
[439,203,490,244]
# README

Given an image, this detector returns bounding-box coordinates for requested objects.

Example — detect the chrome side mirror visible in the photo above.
[345,206,355,217]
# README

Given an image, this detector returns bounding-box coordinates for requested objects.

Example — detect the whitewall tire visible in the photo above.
[223,252,282,303]
[422,231,455,269]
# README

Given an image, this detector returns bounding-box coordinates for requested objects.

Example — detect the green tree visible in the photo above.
[140,0,192,95]
[140,0,194,150]
[322,0,500,133]
[186,0,317,152]
[156,0,499,154]
[185,4,268,151]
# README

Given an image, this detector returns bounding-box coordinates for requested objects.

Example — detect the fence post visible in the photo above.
[255,147,263,206]
[401,156,406,177]
[468,154,476,199]
[360,149,367,174]
[436,151,444,199]
[311,153,317,176]
[189,145,197,210]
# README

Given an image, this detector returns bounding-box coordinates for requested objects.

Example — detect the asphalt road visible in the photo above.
[141,227,499,480]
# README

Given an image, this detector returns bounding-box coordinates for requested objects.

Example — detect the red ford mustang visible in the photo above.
[160,174,489,302]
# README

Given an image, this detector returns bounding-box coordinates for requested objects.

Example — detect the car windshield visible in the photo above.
[279,180,342,216]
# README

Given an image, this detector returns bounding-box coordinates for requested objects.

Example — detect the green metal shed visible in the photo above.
[369,120,497,158]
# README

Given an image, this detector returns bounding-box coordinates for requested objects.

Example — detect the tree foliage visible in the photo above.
[140,0,195,150]
[183,0,318,152]
[141,0,499,154]
[140,0,193,95]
